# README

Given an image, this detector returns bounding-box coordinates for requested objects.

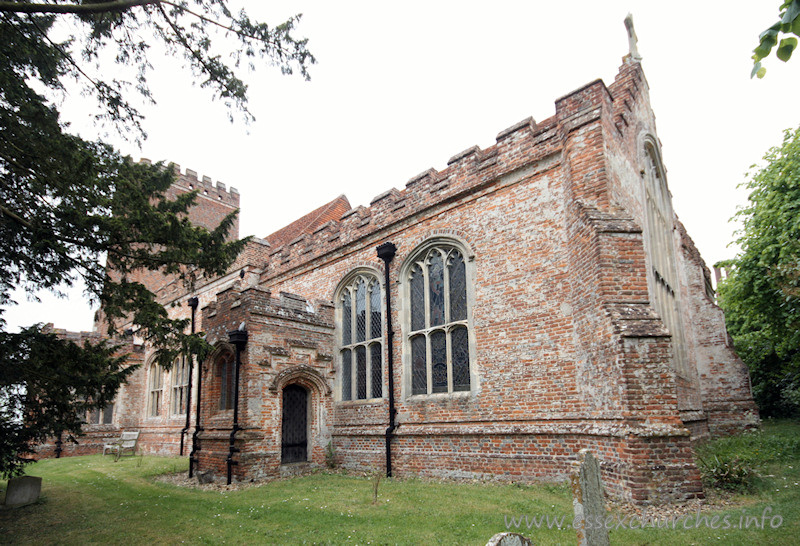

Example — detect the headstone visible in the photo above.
[486,532,532,546]
[570,450,610,546]
[4,476,42,508]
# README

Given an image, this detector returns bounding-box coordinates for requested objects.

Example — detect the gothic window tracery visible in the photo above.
[643,142,688,375]
[406,243,472,395]
[338,273,383,401]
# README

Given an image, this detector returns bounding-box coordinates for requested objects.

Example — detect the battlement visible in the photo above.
[260,113,561,277]
[137,158,240,207]
[259,62,652,281]
[204,285,333,331]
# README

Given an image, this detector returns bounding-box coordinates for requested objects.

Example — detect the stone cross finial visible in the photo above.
[624,13,643,61]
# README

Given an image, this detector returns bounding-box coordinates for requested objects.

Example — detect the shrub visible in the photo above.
[697,455,758,492]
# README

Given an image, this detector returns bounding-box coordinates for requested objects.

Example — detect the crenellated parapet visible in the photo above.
[137,158,240,207]
[260,114,563,279]
[171,163,240,208]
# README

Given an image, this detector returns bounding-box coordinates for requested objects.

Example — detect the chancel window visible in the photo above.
[148,363,164,417]
[171,356,190,415]
[338,273,383,401]
[406,243,472,395]
[644,143,688,375]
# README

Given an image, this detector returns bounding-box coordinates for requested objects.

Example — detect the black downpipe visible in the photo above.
[227,327,248,485]
[180,297,199,456]
[376,242,397,477]
[188,296,202,478]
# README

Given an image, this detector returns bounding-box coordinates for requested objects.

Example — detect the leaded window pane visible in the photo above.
[356,346,367,399]
[102,403,114,424]
[370,281,381,340]
[341,349,352,401]
[342,291,352,345]
[411,335,427,395]
[431,330,447,393]
[356,279,366,343]
[339,272,385,401]
[429,251,445,327]
[451,325,470,391]
[410,265,425,331]
[370,343,382,399]
[448,250,467,322]
[149,365,163,416]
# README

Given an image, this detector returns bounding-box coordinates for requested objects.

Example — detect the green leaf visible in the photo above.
[781,0,800,25]
[757,66,767,79]
[751,61,763,79]
[777,37,798,62]
[760,23,782,41]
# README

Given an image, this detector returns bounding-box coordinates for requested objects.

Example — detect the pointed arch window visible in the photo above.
[148,363,164,417]
[171,356,190,415]
[643,143,688,374]
[217,351,235,410]
[338,273,383,401]
[406,243,472,395]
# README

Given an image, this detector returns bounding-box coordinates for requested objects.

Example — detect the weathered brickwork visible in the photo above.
[36,54,758,505]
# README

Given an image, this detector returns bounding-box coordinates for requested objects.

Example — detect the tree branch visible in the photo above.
[158,0,282,48]
[155,3,242,101]
[0,1,159,15]
[0,204,32,228]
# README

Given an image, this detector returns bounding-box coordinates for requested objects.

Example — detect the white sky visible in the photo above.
[6,1,800,333]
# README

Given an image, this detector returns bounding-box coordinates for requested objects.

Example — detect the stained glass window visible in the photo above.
[342,291,352,345]
[370,281,382,339]
[451,326,470,391]
[356,278,366,343]
[406,243,473,395]
[431,330,447,393]
[341,349,352,401]
[411,335,427,395]
[428,251,445,327]
[370,343,382,399]
[356,346,367,399]
[410,265,425,331]
[449,251,467,322]
[338,273,383,401]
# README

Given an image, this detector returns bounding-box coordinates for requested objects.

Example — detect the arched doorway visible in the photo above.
[281,384,308,463]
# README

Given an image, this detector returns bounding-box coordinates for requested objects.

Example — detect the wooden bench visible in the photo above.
[102,431,140,461]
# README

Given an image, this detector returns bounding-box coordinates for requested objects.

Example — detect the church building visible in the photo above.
[41,49,758,505]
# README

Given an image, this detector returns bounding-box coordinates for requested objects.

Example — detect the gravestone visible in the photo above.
[570,449,610,546]
[486,532,532,546]
[3,476,42,508]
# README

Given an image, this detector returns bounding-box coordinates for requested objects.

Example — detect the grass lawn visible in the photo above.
[0,420,798,545]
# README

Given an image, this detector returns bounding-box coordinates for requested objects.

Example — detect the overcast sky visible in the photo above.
[6,1,800,333]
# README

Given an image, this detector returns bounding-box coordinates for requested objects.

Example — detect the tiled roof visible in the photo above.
[264,195,351,248]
